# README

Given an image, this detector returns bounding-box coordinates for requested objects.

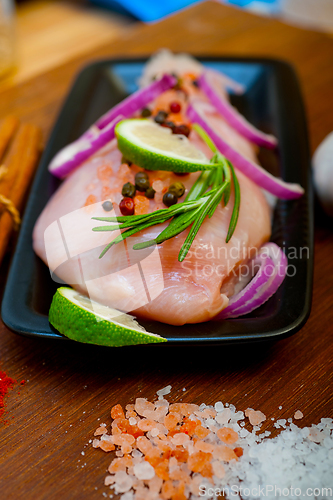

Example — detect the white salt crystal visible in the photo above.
[129,417,137,426]
[156,385,172,398]
[133,461,155,480]
[120,492,133,500]
[278,405,283,409]
[215,401,224,412]
[131,449,142,458]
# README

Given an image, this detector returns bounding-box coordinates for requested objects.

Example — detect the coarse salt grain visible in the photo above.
[156,385,172,399]
[91,393,333,500]
[133,461,155,480]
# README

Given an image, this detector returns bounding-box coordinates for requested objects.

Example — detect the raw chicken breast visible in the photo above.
[33,137,271,325]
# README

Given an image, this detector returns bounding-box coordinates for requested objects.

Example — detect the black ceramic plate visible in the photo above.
[1,57,313,345]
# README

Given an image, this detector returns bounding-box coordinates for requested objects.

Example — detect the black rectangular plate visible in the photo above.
[1,57,313,345]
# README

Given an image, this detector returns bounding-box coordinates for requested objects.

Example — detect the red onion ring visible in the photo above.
[199,71,277,149]
[49,74,176,179]
[49,115,123,179]
[218,242,288,319]
[94,73,176,131]
[187,100,304,200]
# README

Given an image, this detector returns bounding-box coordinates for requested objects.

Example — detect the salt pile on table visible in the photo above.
[91,390,333,499]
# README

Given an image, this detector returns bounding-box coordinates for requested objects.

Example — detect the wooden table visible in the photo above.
[0,2,333,498]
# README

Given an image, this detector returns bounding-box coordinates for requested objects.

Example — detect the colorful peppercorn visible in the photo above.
[163,191,178,207]
[135,172,150,192]
[122,182,136,198]
[141,107,152,117]
[102,200,113,212]
[154,110,168,125]
[169,101,181,114]
[168,182,185,198]
[173,124,191,137]
[161,121,176,131]
[145,186,156,199]
[119,197,135,216]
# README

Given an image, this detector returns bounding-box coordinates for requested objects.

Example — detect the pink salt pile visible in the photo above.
[91,391,333,500]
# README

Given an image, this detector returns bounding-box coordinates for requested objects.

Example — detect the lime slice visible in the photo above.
[49,287,166,347]
[115,119,212,173]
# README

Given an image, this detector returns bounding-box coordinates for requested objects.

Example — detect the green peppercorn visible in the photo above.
[154,110,168,125]
[168,182,185,198]
[163,191,178,207]
[145,186,156,199]
[121,182,136,198]
[141,107,152,118]
[135,172,150,191]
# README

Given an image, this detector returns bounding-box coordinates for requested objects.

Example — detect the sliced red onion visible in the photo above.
[199,71,277,149]
[204,68,245,95]
[49,115,123,179]
[94,73,176,131]
[217,242,288,319]
[187,101,304,200]
[49,74,176,178]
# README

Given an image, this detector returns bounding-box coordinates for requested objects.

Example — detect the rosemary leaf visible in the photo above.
[226,161,241,243]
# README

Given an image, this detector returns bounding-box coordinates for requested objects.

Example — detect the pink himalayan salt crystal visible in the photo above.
[118,163,134,182]
[213,444,238,462]
[136,436,153,454]
[190,475,204,496]
[138,419,157,432]
[245,408,266,426]
[294,410,304,420]
[215,408,231,425]
[308,427,325,443]
[217,427,239,445]
[108,456,133,473]
[171,432,190,446]
[112,434,135,446]
[92,439,100,448]
[104,475,115,486]
[133,461,155,480]
[135,398,155,417]
[194,440,215,454]
[147,474,163,493]
[94,424,108,436]
[99,440,115,452]
[212,460,225,479]
[152,180,167,193]
[114,470,133,493]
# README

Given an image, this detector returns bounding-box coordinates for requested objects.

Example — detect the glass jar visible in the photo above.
[0,0,15,78]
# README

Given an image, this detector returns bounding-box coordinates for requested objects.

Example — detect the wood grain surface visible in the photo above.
[0,2,333,499]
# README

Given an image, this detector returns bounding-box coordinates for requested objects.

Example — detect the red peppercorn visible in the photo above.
[173,124,191,137]
[169,101,181,114]
[119,197,135,216]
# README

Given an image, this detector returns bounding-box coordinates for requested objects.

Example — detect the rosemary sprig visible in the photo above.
[92,125,241,260]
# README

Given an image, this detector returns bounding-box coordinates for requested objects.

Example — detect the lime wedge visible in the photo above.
[115,119,211,173]
[49,287,166,347]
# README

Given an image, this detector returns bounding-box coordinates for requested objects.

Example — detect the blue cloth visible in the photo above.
[89,0,279,22]
[90,0,201,23]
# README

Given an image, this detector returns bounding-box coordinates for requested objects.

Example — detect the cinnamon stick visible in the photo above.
[0,123,42,265]
[0,116,19,163]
